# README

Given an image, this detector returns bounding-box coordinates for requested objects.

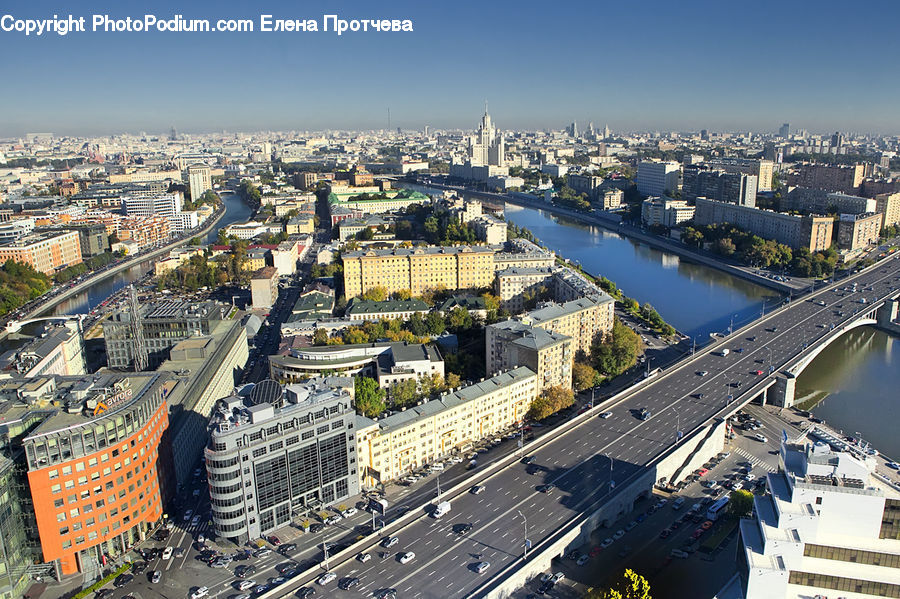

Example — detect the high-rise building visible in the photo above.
[739,437,900,599]
[875,192,900,229]
[21,372,171,577]
[186,163,212,200]
[103,300,231,370]
[636,161,681,197]
[683,166,758,207]
[779,122,791,138]
[469,109,505,167]
[122,193,181,220]
[788,163,867,195]
[206,379,360,544]
[705,158,775,192]
[837,212,882,251]
[251,266,279,309]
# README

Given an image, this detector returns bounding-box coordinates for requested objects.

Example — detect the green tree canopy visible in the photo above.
[729,489,754,518]
[587,568,652,599]
[354,376,386,418]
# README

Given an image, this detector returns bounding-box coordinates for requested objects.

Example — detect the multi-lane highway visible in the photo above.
[270,255,900,599]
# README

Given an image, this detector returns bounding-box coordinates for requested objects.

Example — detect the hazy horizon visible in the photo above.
[2,0,899,136]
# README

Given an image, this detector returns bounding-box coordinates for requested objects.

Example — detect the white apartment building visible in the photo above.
[122,193,181,220]
[187,163,212,200]
[636,160,681,197]
[355,367,537,487]
[739,435,900,599]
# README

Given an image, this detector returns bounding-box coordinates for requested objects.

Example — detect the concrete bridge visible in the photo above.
[5,314,85,334]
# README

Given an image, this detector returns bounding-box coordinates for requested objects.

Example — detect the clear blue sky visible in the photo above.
[1,0,898,136]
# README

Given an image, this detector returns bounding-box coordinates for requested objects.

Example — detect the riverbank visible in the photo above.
[403,180,802,296]
[18,204,226,324]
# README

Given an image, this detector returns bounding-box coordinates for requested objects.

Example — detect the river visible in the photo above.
[499,202,900,459]
[50,191,252,316]
[503,204,779,341]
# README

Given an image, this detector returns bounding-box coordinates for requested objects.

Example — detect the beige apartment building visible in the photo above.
[342,240,555,299]
[521,296,614,358]
[876,192,900,229]
[355,367,538,487]
[486,321,572,392]
[694,198,834,252]
[837,212,882,251]
[250,266,279,309]
[495,267,555,313]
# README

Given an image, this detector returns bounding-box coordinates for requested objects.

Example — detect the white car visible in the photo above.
[754,433,768,443]
[190,587,209,599]
[317,572,336,585]
[599,411,613,419]
[161,546,174,560]
[474,561,491,574]
[430,462,445,472]
[613,529,625,540]
[238,580,256,591]
[341,507,358,518]
[183,510,193,521]
[191,515,201,526]
[399,551,415,564]
[356,552,371,563]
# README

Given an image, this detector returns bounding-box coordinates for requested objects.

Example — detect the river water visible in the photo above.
[503,204,778,341]
[50,192,251,316]
[500,203,900,456]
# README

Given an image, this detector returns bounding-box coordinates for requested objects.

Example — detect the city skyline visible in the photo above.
[1,0,899,135]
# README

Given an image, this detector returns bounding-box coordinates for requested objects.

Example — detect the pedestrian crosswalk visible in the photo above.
[734,447,777,473]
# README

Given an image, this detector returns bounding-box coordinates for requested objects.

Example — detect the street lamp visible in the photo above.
[516,510,529,560]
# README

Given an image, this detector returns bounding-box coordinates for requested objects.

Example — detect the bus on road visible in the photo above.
[707,496,730,521]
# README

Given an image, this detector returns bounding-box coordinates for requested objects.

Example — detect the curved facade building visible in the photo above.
[206,379,359,544]
[23,373,170,576]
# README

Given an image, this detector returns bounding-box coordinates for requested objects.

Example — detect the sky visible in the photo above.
[1,0,899,136]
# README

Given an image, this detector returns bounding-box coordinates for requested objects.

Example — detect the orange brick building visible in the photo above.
[23,374,171,576]
[0,230,82,275]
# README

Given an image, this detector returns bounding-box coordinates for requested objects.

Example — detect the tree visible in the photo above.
[445,372,461,389]
[573,362,599,392]
[447,307,473,331]
[390,378,418,408]
[527,386,574,420]
[312,328,329,346]
[593,318,642,377]
[425,312,446,336]
[359,286,388,302]
[587,569,652,599]
[354,376,386,418]
[729,489,754,518]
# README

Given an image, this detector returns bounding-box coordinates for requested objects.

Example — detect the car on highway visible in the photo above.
[356,552,371,562]
[237,579,256,591]
[599,411,613,419]
[296,588,316,599]
[162,546,174,560]
[754,370,764,375]
[754,433,768,443]
[150,570,161,584]
[114,573,133,588]
[375,589,398,599]
[253,548,271,558]
[338,577,361,590]
[659,528,671,539]
[537,484,555,493]
[191,515,201,526]
[341,507,358,518]
[316,572,336,585]
[279,543,297,554]
[183,509,193,521]
[454,522,474,535]
[381,536,399,548]
[399,551,416,564]
[470,485,486,495]
[190,587,209,599]
[235,565,256,578]
[474,561,491,574]
[697,370,709,376]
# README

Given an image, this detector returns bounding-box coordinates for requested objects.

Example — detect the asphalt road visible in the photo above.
[271,254,900,599]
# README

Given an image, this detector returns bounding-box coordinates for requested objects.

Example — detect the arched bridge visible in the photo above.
[5,314,85,334]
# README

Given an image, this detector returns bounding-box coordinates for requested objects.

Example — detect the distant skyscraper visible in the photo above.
[603,124,610,139]
[700,129,709,141]
[831,131,844,149]
[569,121,578,138]
[468,108,505,167]
[779,123,791,138]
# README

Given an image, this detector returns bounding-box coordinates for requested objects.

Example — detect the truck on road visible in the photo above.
[433,501,451,519]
